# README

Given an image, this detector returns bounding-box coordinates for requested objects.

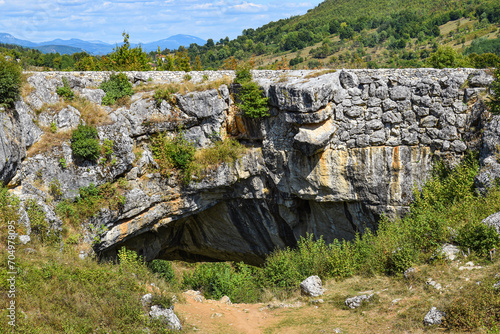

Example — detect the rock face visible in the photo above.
[3,69,496,265]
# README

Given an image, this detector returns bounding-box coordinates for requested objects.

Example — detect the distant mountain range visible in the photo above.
[0,33,206,55]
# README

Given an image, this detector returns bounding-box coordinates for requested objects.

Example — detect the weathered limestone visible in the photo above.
[2,68,496,265]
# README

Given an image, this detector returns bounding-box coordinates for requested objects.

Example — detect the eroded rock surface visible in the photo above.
[2,69,497,265]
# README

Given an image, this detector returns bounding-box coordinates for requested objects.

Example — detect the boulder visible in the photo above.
[149,305,182,331]
[423,307,445,326]
[440,244,461,261]
[345,294,373,309]
[481,212,500,234]
[141,293,152,306]
[300,276,324,297]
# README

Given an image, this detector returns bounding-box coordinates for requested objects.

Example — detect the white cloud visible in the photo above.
[230,1,267,12]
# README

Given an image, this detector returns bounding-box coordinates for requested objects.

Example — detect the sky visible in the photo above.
[0,0,323,44]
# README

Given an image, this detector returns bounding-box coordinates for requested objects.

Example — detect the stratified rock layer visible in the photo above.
[2,69,495,264]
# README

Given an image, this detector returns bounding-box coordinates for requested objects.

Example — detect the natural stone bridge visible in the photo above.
[1,68,497,264]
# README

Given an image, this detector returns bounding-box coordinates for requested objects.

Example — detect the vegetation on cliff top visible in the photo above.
[2,0,500,71]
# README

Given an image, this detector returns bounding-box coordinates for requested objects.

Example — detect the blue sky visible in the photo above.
[0,0,323,44]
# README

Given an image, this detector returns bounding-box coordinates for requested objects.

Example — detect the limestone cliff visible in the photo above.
[2,68,495,264]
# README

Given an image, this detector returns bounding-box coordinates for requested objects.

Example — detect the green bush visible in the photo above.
[426,46,471,68]
[0,58,21,108]
[182,262,261,303]
[25,199,56,243]
[456,222,499,256]
[233,67,269,118]
[148,259,175,283]
[100,73,133,106]
[153,87,176,107]
[150,131,195,172]
[71,124,100,161]
[56,77,74,100]
[488,68,500,115]
[237,81,270,118]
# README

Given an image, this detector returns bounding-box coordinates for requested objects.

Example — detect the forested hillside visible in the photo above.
[1,0,500,70]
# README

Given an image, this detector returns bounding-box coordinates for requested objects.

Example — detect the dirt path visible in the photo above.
[175,291,287,334]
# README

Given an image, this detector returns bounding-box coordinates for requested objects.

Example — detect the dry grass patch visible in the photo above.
[27,130,72,157]
[34,96,111,126]
[70,97,111,125]
[20,73,35,98]
[135,76,232,95]
[304,69,337,79]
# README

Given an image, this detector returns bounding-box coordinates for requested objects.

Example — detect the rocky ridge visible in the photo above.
[1,68,495,264]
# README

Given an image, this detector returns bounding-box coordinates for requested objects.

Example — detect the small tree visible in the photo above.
[175,47,191,72]
[234,66,269,118]
[100,73,133,105]
[0,58,21,108]
[426,46,470,69]
[107,32,151,71]
[488,68,500,115]
[71,124,100,161]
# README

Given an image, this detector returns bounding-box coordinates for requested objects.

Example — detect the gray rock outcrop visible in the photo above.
[300,276,324,297]
[423,307,445,326]
[149,305,182,331]
[3,68,497,265]
[481,212,500,234]
[345,294,373,309]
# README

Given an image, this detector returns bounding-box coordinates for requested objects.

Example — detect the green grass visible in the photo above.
[0,245,180,334]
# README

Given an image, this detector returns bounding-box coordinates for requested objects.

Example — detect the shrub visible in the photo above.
[234,67,252,84]
[150,131,195,172]
[237,81,270,118]
[50,121,57,133]
[71,124,100,161]
[182,262,261,303]
[100,73,133,106]
[426,46,471,68]
[49,179,62,200]
[488,68,500,115]
[456,222,499,256]
[0,58,21,108]
[0,185,20,243]
[233,66,269,118]
[56,77,74,100]
[445,276,500,331]
[25,199,56,243]
[153,87,176,107]
[148,259,175,283]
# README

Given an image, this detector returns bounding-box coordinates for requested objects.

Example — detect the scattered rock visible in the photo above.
[78,251,87,260]
[149,305,182,331]
[184,290,204,303]
[300,275,324,297]
[219,296,232,305]
[18,235,30,244]
[459,262,482,270]
[141,293,152,306]
[210,313,223,318]
[481,212,500,234]
[345,294,373,309]
[426,278,442,290]
[440,244,461,261]
[423,307,445,326]
[403,267,417,279]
